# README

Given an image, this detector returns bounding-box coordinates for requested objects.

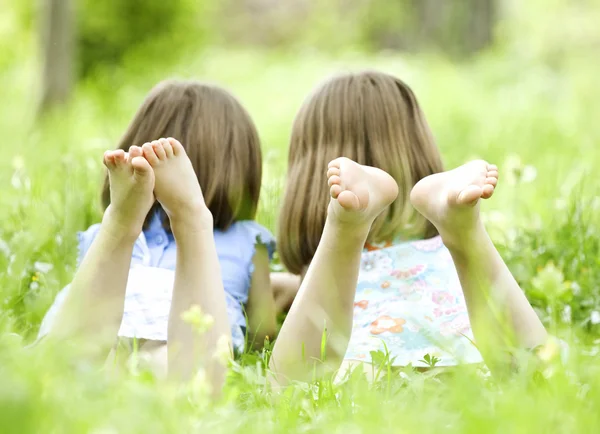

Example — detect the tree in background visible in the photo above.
[411,0,496,55]
[37,0,213,113]
[39,0,74,114]
[358,0,496,55]
[224,0,497,56]
[76,0,205,79]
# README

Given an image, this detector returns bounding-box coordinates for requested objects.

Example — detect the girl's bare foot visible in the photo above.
[141,138,210,229]
[409,160,499,248]
[103,146,155,237]
[326,157,399,227]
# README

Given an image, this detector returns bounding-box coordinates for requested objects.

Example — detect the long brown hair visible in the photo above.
[278,71,444,275]
[101,79,262,230]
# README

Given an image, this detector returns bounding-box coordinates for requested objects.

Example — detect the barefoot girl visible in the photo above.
[38,80,277,389]
[268,71,547,384]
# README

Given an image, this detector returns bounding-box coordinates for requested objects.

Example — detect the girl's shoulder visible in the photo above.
[217,220,276,260]
[77,223,150,266]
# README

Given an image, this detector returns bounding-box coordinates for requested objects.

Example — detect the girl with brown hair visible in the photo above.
[38,80,277,391]
[268,71,548,384]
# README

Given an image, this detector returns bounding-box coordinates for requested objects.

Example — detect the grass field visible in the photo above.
[1,47,600,432]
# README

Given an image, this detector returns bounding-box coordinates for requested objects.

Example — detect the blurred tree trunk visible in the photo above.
[466,0,496,53]
[39,0,74,114]
[413,0,443,47]
[410,0,496,56]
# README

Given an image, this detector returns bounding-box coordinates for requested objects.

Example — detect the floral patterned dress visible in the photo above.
[344,236,484,367]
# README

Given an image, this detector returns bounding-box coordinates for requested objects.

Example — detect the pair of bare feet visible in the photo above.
[326,157,499,243]
[105,135,498,266]
[103,138,209,239]
[105,134,498,249]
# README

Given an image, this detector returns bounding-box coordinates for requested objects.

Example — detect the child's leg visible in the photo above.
[141,138,231,390]
[269,158,398,385]
[410,160,547,369]
[48,147,154,356]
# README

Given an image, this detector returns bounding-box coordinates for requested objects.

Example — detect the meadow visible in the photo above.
[1,41,600,433]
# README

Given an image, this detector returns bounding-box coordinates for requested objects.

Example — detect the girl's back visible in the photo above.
[347,237,482,367]
[41,216,274,352]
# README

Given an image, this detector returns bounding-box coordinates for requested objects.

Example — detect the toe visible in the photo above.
[486,176,498,187]
[103,151,116,169]
[129,146,143,159]
[167,138,185,156]
[456,185,484,205]
[152,140,167,160]
[160,138,174,158]
[327,167,341,178]
[330,184,342,199]
[487,169,499,179]
[142,142,160,166]
[481,184,495,199]
[113,150,127,167]
[328,158,343,170]
[328,175,341,187]
[487,164,498,172]
[337,190,360,211]
[131,156,153,179]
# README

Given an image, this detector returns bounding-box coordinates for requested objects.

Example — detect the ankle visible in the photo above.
[440,220,488,256]
[169,205,213,237]
[323,219,371,248]
[102,206,144,242]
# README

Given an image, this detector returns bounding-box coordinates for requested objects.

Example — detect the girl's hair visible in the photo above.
[101,79,262,231]
[278,71,444,275]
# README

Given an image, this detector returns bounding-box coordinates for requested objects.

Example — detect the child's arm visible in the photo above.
[271,272,301,314]
[245,245,278,350]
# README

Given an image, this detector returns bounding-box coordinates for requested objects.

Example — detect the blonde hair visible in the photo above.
[278,71,444,275]
[101,79,262,231]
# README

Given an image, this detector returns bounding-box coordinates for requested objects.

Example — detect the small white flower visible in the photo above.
[270,263,284,272]
[521,165,537,183]
[0,239,10,257]
[503,154,537,185]
[591,311,600,325]
[11,173,22,189]
[30,281,39,290]
[503,154,522,185]
[561,305,572,323]
[34,262,53,273]
[12,155,24,170]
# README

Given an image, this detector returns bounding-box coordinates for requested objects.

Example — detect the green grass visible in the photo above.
[1,47,600,432]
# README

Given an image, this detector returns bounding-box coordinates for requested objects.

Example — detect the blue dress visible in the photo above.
[38,213,275,352]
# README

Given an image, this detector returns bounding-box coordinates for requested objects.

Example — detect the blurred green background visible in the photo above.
[1,1,600,431]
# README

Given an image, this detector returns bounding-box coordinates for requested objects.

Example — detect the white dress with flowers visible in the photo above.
[344,236,484,367]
